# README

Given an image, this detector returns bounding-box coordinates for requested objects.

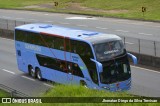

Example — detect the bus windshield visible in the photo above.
[93,40,124,61]
[100,55,131,84]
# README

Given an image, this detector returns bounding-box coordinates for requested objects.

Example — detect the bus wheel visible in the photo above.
[36,68,43,81]
[80,80,87,88]
[29,66,35,78]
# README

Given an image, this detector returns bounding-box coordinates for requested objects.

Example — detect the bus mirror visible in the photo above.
[127,53,138,65]
[90,58,103,73]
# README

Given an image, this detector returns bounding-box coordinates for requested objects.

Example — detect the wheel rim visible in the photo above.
[31,68,35,77]
[37,71,41,80]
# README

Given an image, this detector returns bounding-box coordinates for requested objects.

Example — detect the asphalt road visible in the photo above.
[0,38,160,97]
[0,9,160,57]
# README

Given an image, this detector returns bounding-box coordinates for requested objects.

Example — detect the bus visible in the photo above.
[15,23,137,91]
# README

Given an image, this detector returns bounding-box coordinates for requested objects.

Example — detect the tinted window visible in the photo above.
[94,40,124,61]
[27,32,43,46]
[15,30,27,42]
[70,40,98,84]
[36,54,84,78]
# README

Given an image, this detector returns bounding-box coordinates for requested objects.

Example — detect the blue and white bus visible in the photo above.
[15,23,137,91]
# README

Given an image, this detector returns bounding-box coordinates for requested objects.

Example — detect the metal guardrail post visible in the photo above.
[15,20,16,27]
[154,41,156,56]
[6,19,8,30]
[138,39,140,54]
[124,37,126,46]
[11,90,16,97]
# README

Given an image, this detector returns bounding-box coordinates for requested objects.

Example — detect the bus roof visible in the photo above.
[15,23,121,44]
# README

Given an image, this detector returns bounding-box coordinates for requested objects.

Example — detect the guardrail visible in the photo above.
[0,18,160,57]
[0,84,29,97]
[0,18,160,69]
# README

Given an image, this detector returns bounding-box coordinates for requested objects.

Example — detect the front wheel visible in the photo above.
[80,80,87,88]
[36,68,43,81]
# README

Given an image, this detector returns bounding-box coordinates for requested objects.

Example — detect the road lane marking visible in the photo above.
[28,19,37,21]
[21,76,35,81]
[154,26,160,28]
[15,18,24,20]
[116,30,129,32]
[138,33,152,35]
[60,22,70,25]
[43,83,53,87]
[1,37,14,41]
[46,21,53,23]
[96,27,108,30]
[125,42,134,45]
[131,66,160,74]
[2,69,15,75]
[77,24,87,27]
[66,17,97,20]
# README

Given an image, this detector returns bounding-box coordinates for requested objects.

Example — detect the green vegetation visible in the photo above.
[0,89,9,97]
[37,85,159,106]
[0,85,159,106]
[0,0,160,21]
[44,84,130,97]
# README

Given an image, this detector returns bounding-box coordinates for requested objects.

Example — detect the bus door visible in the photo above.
[64,37,74,83]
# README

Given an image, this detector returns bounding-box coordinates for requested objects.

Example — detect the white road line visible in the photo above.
[45,21,53,23]
[1,16,13,19]
[43,83,53,87]
[138,32,152,35]
[60,22,70,25]
[28,19,37,21]
[116,30,129,33]
[77,25,87,27]
[0,37,14,41]
[30,13,38,15]
[143,22,153,24]
[154,26,160,28]
[125,42,134,45]
[129,23,144,25]
[44,14,49,15]
[21,76,35,81]
[15,18,24,20]
[2,69,15,75]
[131,66,160,74]
[96,27,108,30]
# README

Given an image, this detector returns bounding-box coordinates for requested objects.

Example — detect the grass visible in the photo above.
[0,89,9,97]
[0,85,159,106]
[0,0,159,21]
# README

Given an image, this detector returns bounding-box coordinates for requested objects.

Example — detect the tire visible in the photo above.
[36,68,43,81]
[29,66,36,78]
[80,80,87,88]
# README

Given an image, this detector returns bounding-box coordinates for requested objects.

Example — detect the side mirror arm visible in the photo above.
[127,53,138,65]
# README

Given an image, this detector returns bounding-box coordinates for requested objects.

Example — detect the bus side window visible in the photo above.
[70,40,77,53]
[15,30,27,42]
[54,37,64,50]
[72,63,84,78]
[76,41,98,84]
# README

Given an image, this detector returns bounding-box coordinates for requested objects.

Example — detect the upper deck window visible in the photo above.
[93,40,124,61]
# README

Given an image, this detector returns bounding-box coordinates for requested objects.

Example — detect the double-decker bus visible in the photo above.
[15,23,137,91]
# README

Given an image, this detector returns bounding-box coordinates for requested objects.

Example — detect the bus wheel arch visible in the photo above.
[35,67,43,81]
[80,80,87,88]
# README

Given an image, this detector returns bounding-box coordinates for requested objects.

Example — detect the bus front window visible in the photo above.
[93,40,124,61]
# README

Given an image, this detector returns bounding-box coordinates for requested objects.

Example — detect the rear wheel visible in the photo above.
[29,66,36,78]
[36,68,43,81]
